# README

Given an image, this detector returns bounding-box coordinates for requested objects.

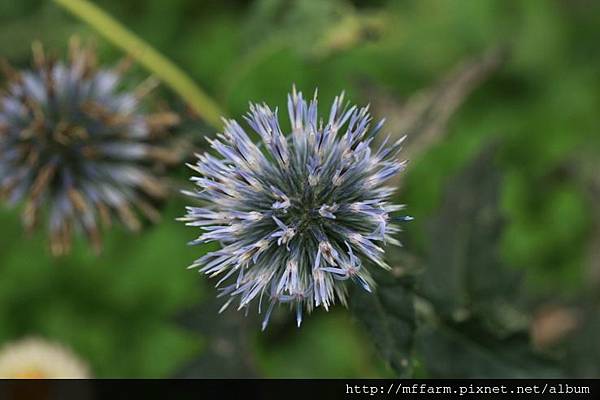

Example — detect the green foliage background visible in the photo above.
[0,0,598,377]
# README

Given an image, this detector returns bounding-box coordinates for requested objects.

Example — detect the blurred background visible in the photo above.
[0,0,599,378]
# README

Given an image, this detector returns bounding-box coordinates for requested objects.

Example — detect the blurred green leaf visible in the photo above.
[256,311,388,378]
[0,201,205,377]
[175,294,260,378]
[0,4,77,61]
[417,318,559,378]
[244,0,354,57]
[350,270,416,377]
[415,142,560,377]
[422,141,520,316]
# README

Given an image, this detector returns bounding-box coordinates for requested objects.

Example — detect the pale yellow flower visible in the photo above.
[0,337,90,379]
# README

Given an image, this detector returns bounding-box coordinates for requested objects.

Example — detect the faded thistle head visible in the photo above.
[181,87,409,330]
[0,38,179,255]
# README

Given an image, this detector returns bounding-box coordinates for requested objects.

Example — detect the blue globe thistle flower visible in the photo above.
[181,87,409,330]
[0,39,179,255]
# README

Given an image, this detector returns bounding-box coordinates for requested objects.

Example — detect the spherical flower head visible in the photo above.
[181,87,409,330]
[0,337,90,378]
[0,39,179,255]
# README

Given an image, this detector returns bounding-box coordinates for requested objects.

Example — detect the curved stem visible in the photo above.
[53,0,225,129]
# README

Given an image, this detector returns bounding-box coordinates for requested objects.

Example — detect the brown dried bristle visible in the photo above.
[0,39,181,256]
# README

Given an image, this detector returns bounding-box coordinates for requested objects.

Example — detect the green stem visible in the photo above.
[53,0,225,128]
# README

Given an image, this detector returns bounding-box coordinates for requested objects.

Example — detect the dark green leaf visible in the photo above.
[416,142,560,377]
[422,141,521,317]
[417,317,560,378]
[175,294,259,378]
[350,268,416,377]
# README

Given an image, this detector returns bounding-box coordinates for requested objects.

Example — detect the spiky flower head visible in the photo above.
[181,87,409,330]
[0,39,179,255]
[0,337,90,378]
